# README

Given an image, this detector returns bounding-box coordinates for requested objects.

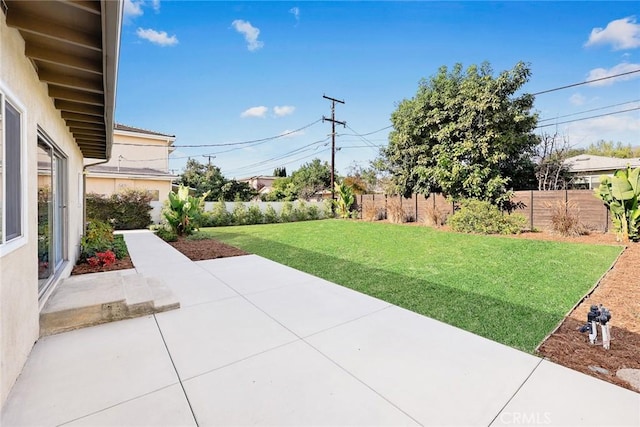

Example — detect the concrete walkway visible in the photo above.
[2,230,638,426]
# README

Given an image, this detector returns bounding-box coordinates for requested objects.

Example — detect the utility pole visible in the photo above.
[203,154,216,166]
[322,94,345,205]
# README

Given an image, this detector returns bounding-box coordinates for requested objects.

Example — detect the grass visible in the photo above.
[200,220,622,352]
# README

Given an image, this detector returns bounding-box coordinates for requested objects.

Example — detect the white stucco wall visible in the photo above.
[0,15,85,407]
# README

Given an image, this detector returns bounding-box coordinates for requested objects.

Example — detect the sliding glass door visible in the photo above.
[37,137,66,297]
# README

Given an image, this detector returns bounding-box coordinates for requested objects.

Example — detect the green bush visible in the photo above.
[232,202,248,225]
[155,226,178,242]
[246,204,264,225]
[323,199,334,218]
[211,199,233,226]
[264,204,279,223]
[111,235,129,259]
[86,189,153,230]
[199,211,217,228]
[80,219,114,260]
[294,200,309,221]
[308,204,321,220]
[80,219,131,262]
[280,201,294,222]
[447,199,527,235]
[164,185,208,235]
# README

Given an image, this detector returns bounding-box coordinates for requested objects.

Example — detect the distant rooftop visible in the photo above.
[87,165,177,178]
[564,154,640,173]
[115,123,175,138]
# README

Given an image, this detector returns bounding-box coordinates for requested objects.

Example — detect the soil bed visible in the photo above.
[71,256,134,275]
[168,236,249,261]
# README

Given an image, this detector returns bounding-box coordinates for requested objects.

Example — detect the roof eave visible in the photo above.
[100,0,122,161]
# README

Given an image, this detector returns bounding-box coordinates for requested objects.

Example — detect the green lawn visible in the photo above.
[200,220,621,352]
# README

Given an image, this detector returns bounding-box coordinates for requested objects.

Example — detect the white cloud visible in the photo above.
[586,62,640,86]
[241,106,268,118]
[585,16,640,50]
[231,20,264,51]
[136,28,178,46]
[569,93,586,106]
[563,111,640,146]
[274,105,296,117]
[124,0,144,20]
[151,0,161,12]
[290,7,300,25]
[279,129,305,138]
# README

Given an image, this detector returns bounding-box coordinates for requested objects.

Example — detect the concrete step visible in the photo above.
[40,270,180,336]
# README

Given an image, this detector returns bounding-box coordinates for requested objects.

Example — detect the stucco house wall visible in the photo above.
[85,126,176,223]
[0,13,86,405]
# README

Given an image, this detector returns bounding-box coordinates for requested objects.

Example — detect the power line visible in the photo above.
[337,125,393,137]
[538,99,640,123]
[536,106,640,129]
[532,69,640,96]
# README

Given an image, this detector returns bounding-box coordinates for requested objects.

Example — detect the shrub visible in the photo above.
[211,199,233,226]
[86,189,153,230]
[164,185,208,235]
[232,201,248,225]
[246,204,264,225]
[334,182,355,219]
[199,211,217,228]
[264,204,279,223]
[362,199,385,221]
[424,206,447,227]
[155,226,178,242]
[546,200,588,237]
[307,204,321,220]
[322,199,334,219]
[111,235,129,259]
[294,200,310,221]
[281,201,294,222]
[447,199,527,235]
[81,219,114,260]
[387,197,407,223]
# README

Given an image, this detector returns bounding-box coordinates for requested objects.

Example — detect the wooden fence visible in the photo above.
[356,190,610,232]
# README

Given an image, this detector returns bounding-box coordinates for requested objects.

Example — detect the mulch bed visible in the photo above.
[168,237,249,261]
[71,256,134,275]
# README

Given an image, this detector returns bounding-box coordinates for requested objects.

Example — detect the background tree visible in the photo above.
[585,140,640,158]
[263,176,297,201]
[344,162,378,194]
[221,180,257,201]
[290,158,331,200]
[273,167,287,177]
[534,132,573,190]
[177,159,226,201]
[383,61,538,207]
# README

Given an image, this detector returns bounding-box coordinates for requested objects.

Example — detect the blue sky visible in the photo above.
[115,1,640,178]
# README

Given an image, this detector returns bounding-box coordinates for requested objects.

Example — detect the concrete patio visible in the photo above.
[2,230,638,426]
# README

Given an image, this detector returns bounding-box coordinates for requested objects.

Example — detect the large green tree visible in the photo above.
[383,62,538,206]
[177,159,256,201]
[585,140,640,158]
[290,158,331,200]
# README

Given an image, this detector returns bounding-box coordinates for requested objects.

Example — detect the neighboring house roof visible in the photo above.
[4,0,121,160]
[564,154,640,173]
[87,165,177,179]
[115,123,176,138]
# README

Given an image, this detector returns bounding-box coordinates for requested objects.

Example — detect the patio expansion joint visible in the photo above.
[486,356,545,426]
[56,383,180,427]
[152,313,201,427]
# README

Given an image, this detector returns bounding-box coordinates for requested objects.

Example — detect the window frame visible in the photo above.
[0,81,28,257]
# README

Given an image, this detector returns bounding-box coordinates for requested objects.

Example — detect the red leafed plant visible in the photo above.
[87,250,117,268]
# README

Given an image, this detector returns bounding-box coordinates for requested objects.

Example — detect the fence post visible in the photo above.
[530,190,534,231]
[385,194,388,219]
[415,194,418,222]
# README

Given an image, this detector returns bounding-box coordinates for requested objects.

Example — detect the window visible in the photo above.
[0,89,25,250]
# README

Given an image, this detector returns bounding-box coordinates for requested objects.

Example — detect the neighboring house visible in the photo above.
[564,154,640,190]
[86,124,177,222]
[239,175,278,198]
[0,0,121,408]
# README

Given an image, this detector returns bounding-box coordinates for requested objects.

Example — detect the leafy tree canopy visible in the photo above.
[177,159,256,201]
[383,61,538,206]
[291,158,331,200]
[585,140,640,158]
[273,167,287,177]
